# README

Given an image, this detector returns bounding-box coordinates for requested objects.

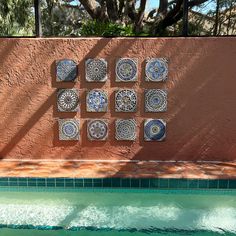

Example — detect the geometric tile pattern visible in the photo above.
[56,59,77,82]
[115,89,137,112]
[144,119,166,141]
[145,89,167,112]
[145,58,168,82]
[57,89,79,112]
[86,90,108,112]
[58,119,80,140]
[87,119,108,140]
[115,119,136,141]
[116,58,137,82]
[85,58,107,82]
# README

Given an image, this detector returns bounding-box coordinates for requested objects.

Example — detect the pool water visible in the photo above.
[0,189,236,236]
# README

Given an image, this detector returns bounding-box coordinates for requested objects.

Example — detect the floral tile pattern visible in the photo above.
[145,89,167,112]
[57,89,79,112]
[86,90,108,112]
[116,58,137,82]
[58,119,80,140]
[145,58,168,82]
[144,119,166,141]
[115,89,137,112]
[115,119,137,141]
[87,119,108,141]
[56,59,77,82]
[85,58,107,82]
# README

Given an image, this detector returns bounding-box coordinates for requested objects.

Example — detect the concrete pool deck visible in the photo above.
[0,160,235,179]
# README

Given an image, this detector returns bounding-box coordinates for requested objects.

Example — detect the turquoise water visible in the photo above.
[0,188,236,235]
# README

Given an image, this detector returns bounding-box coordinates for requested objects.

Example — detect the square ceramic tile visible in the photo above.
[115,119,137,141]
[115,89,137,112]
[57,89,79,112]
[145,58,168,82]
[116,58,138,82]
[87,119,108,141]
[85,58,107,82]
[86,90,108,112]
[145,89,167,112]
[58,119,80,140]
[144,119,166,141]
[56,59,78,82]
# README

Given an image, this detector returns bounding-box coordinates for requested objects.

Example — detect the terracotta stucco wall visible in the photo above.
[0,38,235,162]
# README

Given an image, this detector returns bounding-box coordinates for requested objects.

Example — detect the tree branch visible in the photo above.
[105,0,118,21]
[159,0,168,14]
[135,0,147,32]
[125,0,136,21]
[79,0,100,19]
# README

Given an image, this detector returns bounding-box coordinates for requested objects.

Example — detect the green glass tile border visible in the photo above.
[0,177,235,190]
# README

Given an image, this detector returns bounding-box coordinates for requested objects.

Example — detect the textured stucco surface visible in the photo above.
[0,37,236,163]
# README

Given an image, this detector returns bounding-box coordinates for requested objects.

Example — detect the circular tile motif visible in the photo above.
[86,59,107,82]
[87,90,108,112]
[116,58,137,82]
[146,58,168,82]
[56,59,77,82]
[145,89,167,112]
[88,120,108,140]
[115,89,137,112]
[60,120,79,140]
[57,89,79,112]
[115,119,136,141]
[144,119,166,141]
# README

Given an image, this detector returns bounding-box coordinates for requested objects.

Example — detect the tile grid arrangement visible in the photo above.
[0,178,236,190]
[56,58,168,141]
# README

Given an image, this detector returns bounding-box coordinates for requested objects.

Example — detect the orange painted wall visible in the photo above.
[0,38,235,161]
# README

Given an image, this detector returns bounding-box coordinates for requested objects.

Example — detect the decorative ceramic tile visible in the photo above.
[86,90,108,112]
[58,119,80,140]
[115,89,137,112]
[87,119,108,141]
[115,119,137,141]
[85,58,107,82]
[144,119,166,141]
[116,58,137,82]
[56,59,77,82]
[145,89,167,112]
[57,89,79,112]
[145,58,168,82]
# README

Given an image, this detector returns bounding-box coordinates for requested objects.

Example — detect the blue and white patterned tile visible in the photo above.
[145,89,167,112]
[86,58,107,82]
[115,119,137,141]
[116,58,138,82]
[144,119,166,141]
[87,119,108,141]
[115,89,137,112]
[145,58,168,82]
[58,119,80,140]
[86,90,108,112]
[57,89,79,112]
[56,59,78,82]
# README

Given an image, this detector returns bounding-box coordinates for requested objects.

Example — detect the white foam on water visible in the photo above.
[196,207,236,233]
[0,203,74,226]
[68,204,181,229]
[0,201,236,234]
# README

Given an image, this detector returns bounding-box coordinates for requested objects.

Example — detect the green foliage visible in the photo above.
[0,0,34,36]
[80,20,135,37]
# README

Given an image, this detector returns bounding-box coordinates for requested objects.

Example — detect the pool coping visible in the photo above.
[0,160,236,179]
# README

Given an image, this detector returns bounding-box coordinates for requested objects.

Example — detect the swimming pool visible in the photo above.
[0,187,236,236]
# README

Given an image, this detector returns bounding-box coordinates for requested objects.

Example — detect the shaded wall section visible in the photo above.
[0,37,235,161]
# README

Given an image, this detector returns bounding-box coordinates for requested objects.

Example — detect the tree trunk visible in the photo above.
[134,0,147,33]
[214,0,220,35]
